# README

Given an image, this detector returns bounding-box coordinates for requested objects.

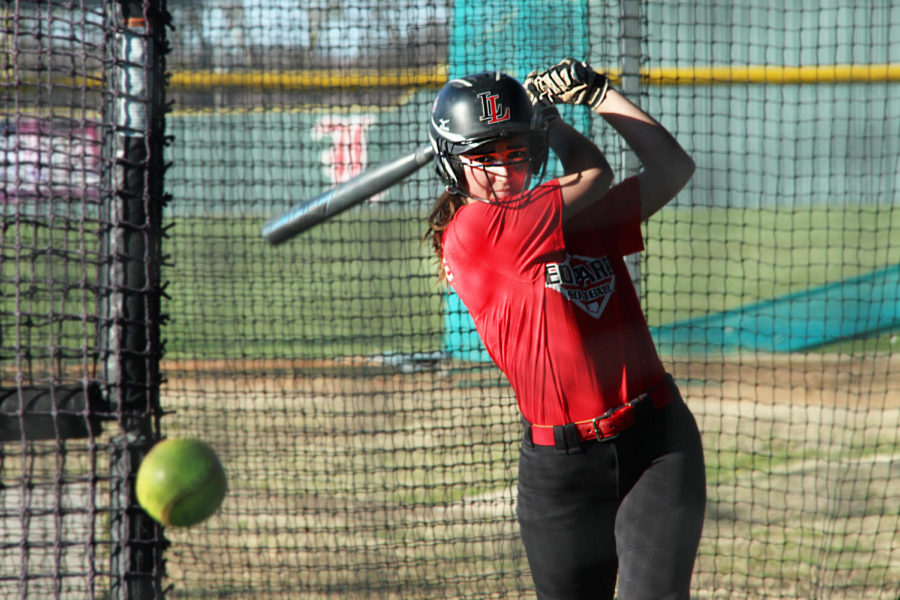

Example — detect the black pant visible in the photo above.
[516,390,706,600]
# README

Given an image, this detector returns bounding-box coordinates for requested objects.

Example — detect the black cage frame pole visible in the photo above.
[102,1,170,598]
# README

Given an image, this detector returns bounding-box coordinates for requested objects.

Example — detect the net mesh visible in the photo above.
[2,1,899,599]
[1,4,113,599]
[2,2,167,598]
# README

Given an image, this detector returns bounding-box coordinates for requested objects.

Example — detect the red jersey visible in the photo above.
[441,177,666,426]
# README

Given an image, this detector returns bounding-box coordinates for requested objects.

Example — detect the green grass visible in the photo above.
[163,207,444,359]
[160,203,900,359]
[642,204,900,325]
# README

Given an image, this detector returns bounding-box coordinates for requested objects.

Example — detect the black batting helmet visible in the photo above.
[428,71,548,192]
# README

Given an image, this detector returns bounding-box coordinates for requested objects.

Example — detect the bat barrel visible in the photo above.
[262,144,434,244]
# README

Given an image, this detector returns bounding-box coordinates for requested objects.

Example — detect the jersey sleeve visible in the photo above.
[563,176,644,257]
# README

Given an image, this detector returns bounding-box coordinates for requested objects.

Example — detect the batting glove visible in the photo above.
[533,58,611,110]
[523,69,560,131]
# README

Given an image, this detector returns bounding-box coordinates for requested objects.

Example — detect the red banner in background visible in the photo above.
[1,117,101,202]
[312,116,374,185]
[312,116,391,204]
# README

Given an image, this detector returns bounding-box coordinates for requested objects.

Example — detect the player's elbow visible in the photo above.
[668,150,695,187]
[637,152,695,219]
[656,151,695,197]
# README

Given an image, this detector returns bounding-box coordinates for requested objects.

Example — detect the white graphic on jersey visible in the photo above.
[442,257,455,283]
[544,254,615,319]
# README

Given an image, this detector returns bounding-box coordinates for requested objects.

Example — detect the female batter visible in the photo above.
[425,61,706,600]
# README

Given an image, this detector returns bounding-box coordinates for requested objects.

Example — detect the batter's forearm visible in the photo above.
[593,89,688,172]
[593,88,695,218]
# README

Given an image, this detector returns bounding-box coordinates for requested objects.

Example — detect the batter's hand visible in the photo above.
[523,70,560,131]
[533,58,610,110]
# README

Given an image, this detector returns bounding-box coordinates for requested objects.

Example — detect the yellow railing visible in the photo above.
[167,63,900,88]
[9,63,899,90]
[635,63,900,85]
[167,66,450,90]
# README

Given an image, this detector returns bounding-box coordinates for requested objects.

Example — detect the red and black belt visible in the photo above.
[528,374,676,447]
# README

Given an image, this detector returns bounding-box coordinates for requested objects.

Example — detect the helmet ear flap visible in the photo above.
[432,137,467,192]
[438,154,460,189]
[447,158,468,194]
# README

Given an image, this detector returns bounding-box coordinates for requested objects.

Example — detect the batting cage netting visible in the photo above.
[1,1,898,599]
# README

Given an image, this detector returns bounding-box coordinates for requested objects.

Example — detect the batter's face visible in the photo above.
[459,137,532,202]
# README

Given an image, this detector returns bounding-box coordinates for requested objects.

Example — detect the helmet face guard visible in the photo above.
[428,72,548,194]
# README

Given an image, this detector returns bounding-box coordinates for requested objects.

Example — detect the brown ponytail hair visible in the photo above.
[425,190,467,282]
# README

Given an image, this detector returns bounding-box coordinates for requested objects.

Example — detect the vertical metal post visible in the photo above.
[620,0,643,296]
[102,1,168,597]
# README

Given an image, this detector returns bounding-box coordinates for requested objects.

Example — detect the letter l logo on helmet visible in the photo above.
[477,92,511,124]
